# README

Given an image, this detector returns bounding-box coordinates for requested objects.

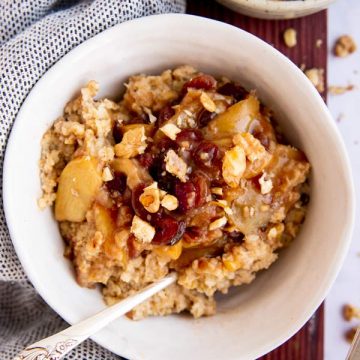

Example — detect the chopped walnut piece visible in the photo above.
[249,207,255,217]
[211,187,223,196]
[143,107,157,124]
[160,123,181,140]
[328,85,354,95]
[161,194,179,211]
[233,133,272,177]
[222,145,246,188]
[130,215,155,243]
[200,92,216,112]
[305,68,325,93]
[259,172,273,194]
[316,39,323,48]
[345,327,359,343]
[139,182,161,213]
[270,207,286,223]
[283,28,297,48]
[334,35,357,57]
[114,126,147,158]
[209,216,227,231]
[164,149,188,182]
[210,200,233,215]
[343,304,360,321]
[102,167,113,182]
[267,223,285,244]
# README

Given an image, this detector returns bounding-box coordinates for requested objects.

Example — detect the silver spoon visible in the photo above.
[14,273,177,360]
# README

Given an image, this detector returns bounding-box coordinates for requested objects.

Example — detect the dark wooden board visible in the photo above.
[187,1,326,359]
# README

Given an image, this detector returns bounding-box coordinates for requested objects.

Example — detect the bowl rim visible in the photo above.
[3,13,355,359]
[217,0,337,11]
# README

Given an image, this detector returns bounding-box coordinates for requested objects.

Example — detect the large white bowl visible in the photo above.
[3,14,354,360]
[217,0,337,20]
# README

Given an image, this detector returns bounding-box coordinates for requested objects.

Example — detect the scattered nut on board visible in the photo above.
[305,68,325,93]
[345,327,359,343]
[342,304,360,343]
[328,85,354,95]
[316,39,323,48]
[343,304,360,321]
[283,28,297,48]
[334,35,357,57]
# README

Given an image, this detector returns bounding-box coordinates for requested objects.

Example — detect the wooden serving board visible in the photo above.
[187,1,326,359]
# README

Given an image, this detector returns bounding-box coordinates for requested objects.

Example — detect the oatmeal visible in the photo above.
[39,66,310,319]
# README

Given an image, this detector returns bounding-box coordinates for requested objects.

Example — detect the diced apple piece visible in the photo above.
[111,158,152,190]
[114,126,147,158]
[154,240,183,260]
[265,144,310,193]
[121,124,155,137]
[203,95,260,139]
[93,203,115,240]
[93,204,128,262]
[55,157,102,222]
[224,186,273,235]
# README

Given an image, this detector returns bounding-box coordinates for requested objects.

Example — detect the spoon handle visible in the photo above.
[14,273,177,360]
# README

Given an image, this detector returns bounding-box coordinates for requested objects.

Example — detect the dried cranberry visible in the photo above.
[175,129,203,150]
[250,174,262,191]
[157,173,177,193]
[112,122,123,143]
[174,174,209,213]
[156,137,179,153]
[217,82,247,101]
[192,174,210,207]
[182,74,217,95]
[175,181,197,213]
[193,142,222,173]
[228,231,245,243]
[185,226,203,239]
[183,226,205,246]
[127,235,138,259]
[152,215,186,246]
[197,109,216,128]
[300,193,310,206]
[127,113,148,125]
[211,178,225,188]
[158,105,175,126]
[106,172,127,195]
[137,153,155,169]
[131,183,149,218]
[149,155,177,193]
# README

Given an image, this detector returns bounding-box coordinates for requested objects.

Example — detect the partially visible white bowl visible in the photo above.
[217,0,337,19]
[3,14,354,360]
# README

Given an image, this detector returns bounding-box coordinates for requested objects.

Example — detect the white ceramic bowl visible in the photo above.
[3,14,354,360]
[217,0,337,19]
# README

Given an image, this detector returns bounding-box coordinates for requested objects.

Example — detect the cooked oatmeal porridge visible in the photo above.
[39,66,310,319]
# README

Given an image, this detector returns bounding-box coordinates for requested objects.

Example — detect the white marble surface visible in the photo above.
[326,0,360,358]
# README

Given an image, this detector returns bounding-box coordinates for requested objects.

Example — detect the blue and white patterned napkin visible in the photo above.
[0,1,185,359]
